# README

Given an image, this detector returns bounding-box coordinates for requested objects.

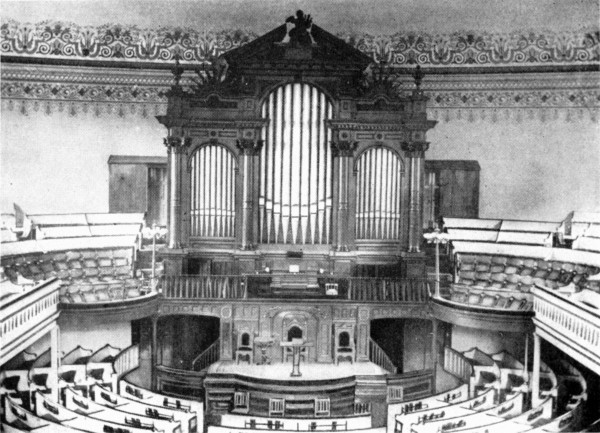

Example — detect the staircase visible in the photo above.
[369,338,397,374]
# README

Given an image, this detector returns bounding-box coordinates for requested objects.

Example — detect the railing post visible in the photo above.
[532,333,541,408]
[151,315,158,390]
[49,325,60,401]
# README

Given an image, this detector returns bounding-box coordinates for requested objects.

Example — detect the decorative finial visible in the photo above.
[412,65,425,90]
[285,10,315,46]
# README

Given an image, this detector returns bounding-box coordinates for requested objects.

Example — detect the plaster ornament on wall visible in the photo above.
[2,20,597,68]
[2,21,598,119]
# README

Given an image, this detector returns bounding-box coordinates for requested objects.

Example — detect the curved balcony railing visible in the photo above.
[1,278,61,364]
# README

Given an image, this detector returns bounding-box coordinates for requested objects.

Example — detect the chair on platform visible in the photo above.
[236,332,253,364]
[284,326,307,363]
[335,327,355,364]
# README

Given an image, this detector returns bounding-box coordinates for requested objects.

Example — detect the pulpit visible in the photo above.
[280,339,314,377]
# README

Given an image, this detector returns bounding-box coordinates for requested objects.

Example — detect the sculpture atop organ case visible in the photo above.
[157,11,436,276]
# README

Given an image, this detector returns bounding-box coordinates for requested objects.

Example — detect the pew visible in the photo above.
[91,385,198,433]
[119,379,203,420]
[64,387,180,433]
[387,384,469,429]
[34,391,156,433]
[219,413,372,431]
[4,395,79,432]
[394,388,496,432]
[409,392,524,433]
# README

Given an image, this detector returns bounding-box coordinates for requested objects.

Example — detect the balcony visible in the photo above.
[160,274,428,303]
[532,286,600,373]
[0,277,61,364]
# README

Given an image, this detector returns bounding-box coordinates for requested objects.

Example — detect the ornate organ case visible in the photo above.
[157,13,436,277]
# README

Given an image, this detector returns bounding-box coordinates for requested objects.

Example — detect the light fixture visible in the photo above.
[423,228,450,298]
[142,224,168,285]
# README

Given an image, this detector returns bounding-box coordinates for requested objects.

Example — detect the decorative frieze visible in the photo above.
[2,20,597,68]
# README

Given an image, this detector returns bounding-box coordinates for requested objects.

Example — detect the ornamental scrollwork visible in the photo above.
[1,20,597,67]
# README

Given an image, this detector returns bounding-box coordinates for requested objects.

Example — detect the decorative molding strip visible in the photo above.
[1,64,598,121]
[1,20,598,69]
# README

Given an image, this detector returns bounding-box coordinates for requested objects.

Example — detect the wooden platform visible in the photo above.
[206,360,387,381]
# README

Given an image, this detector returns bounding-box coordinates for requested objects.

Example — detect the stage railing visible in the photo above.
[369,338,397,373]
[160,274,428,303]
[443,346,473,383]
[192,338,220,372]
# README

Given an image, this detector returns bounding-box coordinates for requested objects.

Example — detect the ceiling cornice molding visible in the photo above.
[1,20,598,71]
[2,62,598,122]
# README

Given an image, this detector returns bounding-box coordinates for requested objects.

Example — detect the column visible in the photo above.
[531,333,541,407]
[431,319,438,393]
[164,136,191,249]
[236,139,263,250]
[332,140,358,251]
[150,316,158,390]
[49,325,60,401]
[401,140,429,253]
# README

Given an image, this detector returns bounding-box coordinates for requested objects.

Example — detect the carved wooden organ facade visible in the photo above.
[157,16,437,276]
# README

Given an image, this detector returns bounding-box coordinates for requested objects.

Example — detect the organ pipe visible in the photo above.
[259,83,333,244]
[355,147,403,240]
[189,145,236,238]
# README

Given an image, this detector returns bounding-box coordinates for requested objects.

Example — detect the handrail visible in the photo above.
[191,338,220,371]
[443,346,473,383]
[113,344,139,377]
[161,274,428,302]
[533,286,600,371]
[1,278,60,360]
[369,338,397,374]
[161,275,246,299]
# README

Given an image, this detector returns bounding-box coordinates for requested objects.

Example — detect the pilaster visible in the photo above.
[332,139,358,252]
[401,140,429,253]
[236,138,263,250]
[164,135,191,249]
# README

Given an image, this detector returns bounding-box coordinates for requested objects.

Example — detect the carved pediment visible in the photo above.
[222,11,372,76]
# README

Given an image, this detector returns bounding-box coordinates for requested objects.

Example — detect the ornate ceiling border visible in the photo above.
[1,20,598,70]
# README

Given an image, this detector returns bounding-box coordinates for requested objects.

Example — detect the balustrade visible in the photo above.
[160,274,428,303]
[443,346,474,384]
[1,278,60,363]
[162,275,246,299]
[369,338,397,373]
[113,344,140,377]
[192,339,221,371]
[532,286,600,372]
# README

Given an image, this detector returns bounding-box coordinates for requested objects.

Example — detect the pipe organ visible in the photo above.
[157,13,437,277]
